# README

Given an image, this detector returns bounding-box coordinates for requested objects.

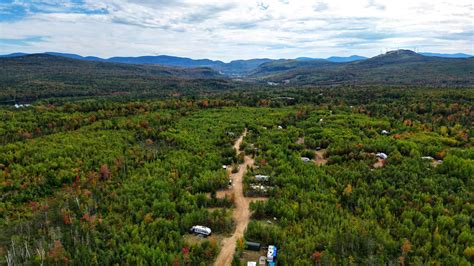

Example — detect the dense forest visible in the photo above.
[0,54,229,102]
[0,86,472,265]
[249,50,474,86]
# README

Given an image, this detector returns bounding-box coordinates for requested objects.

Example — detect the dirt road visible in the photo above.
[214,129,255,266]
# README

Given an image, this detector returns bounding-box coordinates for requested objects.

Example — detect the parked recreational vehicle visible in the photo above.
[255,174,270,181]
[189,225,212,237]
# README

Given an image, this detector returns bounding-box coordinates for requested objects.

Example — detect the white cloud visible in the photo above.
[0,0,472,61]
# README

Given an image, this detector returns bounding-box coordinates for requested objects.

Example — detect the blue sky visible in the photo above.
[0,0,473,61]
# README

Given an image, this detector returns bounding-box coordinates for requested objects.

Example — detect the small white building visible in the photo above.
[381,130,390,135]
[247,262,257,266]
[376,153,388,160]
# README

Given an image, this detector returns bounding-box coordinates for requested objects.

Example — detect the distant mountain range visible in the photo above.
[419,52,473,58]
[1,50,472,98]
[250,50,474,86]
[3,51,469,77]
[296,55,368,62]
[0,54,229,101]
[0,52,271,76]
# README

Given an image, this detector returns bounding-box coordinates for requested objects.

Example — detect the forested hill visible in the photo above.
[0,54,223,79]
[1,51,473,102]
[250,50,474,86]
[0,54,229,101]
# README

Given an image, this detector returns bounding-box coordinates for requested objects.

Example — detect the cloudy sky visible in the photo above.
[0,0,473,61]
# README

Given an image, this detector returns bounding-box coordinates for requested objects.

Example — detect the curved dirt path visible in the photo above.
[214,129,255,266]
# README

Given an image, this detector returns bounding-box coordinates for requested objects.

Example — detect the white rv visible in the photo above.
[255,175,270,181]
[189,225,212,237]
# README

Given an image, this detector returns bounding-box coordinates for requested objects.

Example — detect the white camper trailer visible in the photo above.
[255,175,270,182]
[189,225,212,237]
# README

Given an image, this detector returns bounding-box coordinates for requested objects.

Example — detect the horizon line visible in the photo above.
[1,50,473,63]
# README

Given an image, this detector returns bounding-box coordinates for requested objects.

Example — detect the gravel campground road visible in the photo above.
[214,129,255,266]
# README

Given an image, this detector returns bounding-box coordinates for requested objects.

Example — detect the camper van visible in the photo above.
[189,225,212,237]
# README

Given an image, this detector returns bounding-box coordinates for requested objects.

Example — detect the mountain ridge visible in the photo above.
[1,50,473,89]
[249,50,474,86]
[0,53,229,101]
[420,52,473,58]
[1,51,471,77]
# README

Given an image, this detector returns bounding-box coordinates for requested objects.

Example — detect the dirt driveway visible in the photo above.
[214,129,255,266]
